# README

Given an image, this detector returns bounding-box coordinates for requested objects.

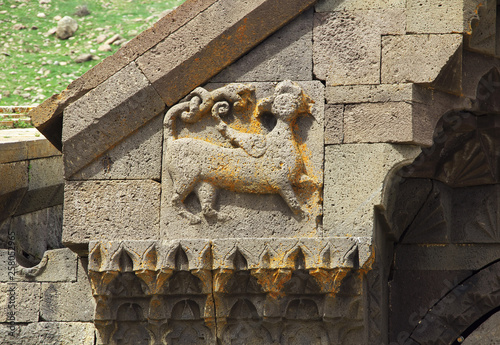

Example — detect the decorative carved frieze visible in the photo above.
[88,239,368,344]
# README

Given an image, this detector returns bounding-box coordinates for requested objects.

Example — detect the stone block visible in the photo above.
[0,141,27,164]
[28,156,63,191]
[26,138,60,160]
[407,0,464,33]
[325,104,343,144]
[11,205,63,267]
[324,143,421,237]
[62,62,165,178]
[0,248,78,283]
[0,161,28,196]
[40,257,94,321]
[63,180,161,251]
[0,322,95,345]
[0,282,40,322]
[136,0,315,105]
[161,81,324,239]
[313,9,405,85]
[0,133,60,164]
[12,156,64,216]
[0,161,28,223]
[326,83,414,104]
[394,244,500,270]
[316,0,405,11]
[343,102,413,143]
[381,34,462,84]
[72,115,163,180]
[210,9,313,82]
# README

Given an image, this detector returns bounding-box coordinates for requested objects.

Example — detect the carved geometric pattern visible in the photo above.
[409,260,500,345]
[387,178,500,244]
[89,240,367,344]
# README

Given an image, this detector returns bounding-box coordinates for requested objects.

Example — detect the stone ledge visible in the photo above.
[0,129,60,164]
[88,237,373,271]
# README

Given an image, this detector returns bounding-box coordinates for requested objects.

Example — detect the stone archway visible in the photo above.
[409,260,500,345]
[383,67,500,345]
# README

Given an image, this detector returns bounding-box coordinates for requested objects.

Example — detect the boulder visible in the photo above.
[56,16,78,40]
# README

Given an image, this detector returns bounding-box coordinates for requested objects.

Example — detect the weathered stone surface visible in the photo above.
[26,137,61,160]
[316,0,405,11]
[344,102,413,143]
[0,132,59,164]
[63,180,161,251]
[407,0,464,33]
[89,240,212,271]
[11,206,63,266]
[324,144,420,237]
[381,34,462,84]
[389,269,474,344]
[462,50,500,100]
[40,258,94,321]
[161,81,324,239]
[21,248,77,282]
[137,0,315,105]
[12,156,64,217]
[72,115,163,180]
[326,83,413,104]
[210,9,313,82]
[463,310,500,344]
[409,261,500,345]
[28,156,63,191]
[212,237,372,269]
[0,162,28,223]
[0,248,78,283]
[0,322,95,345]
[394,244,500,270]
[89,237,372,271]
[0,161,28,196]
[466,0,496,55]
[325,104,343,144]
[62,62,165,179]
[314,9,405,85]
[56,16,78,40]
[0,282,40,322]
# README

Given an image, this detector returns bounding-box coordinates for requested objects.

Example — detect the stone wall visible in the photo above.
[5,0,500,344]
[0,130,96,344]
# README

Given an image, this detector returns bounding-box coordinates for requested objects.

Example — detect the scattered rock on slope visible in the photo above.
[74,53,94,63]
[56,16,78,39]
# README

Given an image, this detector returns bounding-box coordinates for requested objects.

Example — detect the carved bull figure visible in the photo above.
[164,81,314,224]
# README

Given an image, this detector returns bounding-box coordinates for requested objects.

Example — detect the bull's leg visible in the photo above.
[278,181,305,219]
[194,182,230,221]
[194,182,217,217]
[170,171,202,225]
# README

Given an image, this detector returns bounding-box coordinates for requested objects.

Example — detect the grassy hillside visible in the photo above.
[0,0,184,106]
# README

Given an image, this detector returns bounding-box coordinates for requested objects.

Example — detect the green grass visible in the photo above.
[0,0,185,106]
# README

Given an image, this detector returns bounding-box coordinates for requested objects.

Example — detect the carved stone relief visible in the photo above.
[88,240,366,345]
[161,81,324,239]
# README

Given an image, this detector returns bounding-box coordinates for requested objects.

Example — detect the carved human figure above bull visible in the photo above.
[163,81,323,230]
